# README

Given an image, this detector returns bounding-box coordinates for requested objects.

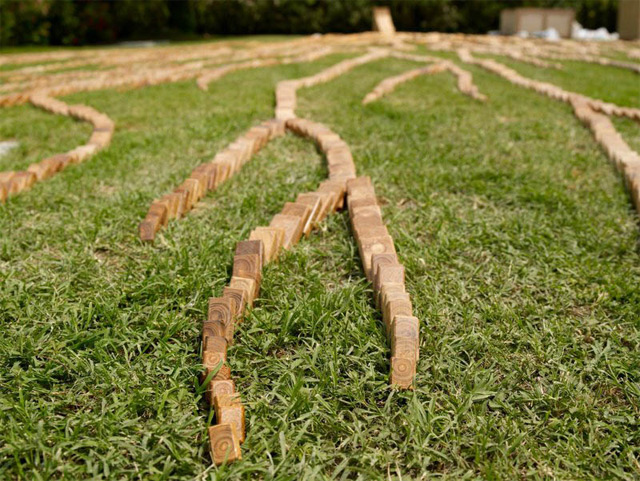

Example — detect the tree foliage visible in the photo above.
[0,0,620,47]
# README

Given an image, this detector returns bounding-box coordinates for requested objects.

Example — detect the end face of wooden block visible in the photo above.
[232,253,262,285]
[207,379,236,405]
[390,356,416,389]
[235,240,264,268]
[223,287,246,320]
[229,276,258,306]
[208,424,242,465]
[213,394,246,442]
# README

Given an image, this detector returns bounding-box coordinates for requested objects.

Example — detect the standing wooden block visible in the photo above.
[390,356,415,389]
[346,176,373,200]
[171,189,189,218]
[359,235,397,277]
[207,379,236,405]
[351,205,383,229]
[383,292,412,332]
[223,287,246,320]
[371,253,399,285]
[232,253,262,286]
[202,351,230,382]
[208,297,235,342]
[202,321,227,350]
[0,182,6,203]
[374,263,405,295]
[269,214,304,249]
[139,217,160,242]
[179,178,200,210]
[214,393,246,443]
[379,282,406,313]
[208,424,242,465]
[230,276,258,305]
[235,240,264,269]
[391,315,419,359]
[348,196,378,213]
[203,334,228,355]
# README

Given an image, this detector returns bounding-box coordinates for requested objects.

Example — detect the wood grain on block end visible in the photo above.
[208,424,242,465]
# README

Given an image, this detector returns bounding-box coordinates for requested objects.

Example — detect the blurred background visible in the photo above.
[0,0,619,47]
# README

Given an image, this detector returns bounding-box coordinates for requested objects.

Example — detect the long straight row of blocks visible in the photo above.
[0,92,114,202]
[205,119,351,465]
[346,176,419,389]
[139,118,285,242]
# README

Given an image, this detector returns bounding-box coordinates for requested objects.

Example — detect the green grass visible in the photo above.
[0,45,639,480]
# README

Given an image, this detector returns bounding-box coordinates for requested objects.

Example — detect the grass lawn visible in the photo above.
[0,44,639,480]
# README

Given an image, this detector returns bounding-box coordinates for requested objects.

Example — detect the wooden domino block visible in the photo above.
[139,216,161,242]
[309,190,334,221]
[202,321,227,350]
[379,282,406,314]
[203,334,228,355]
[383,291,412,332]
[235,240,264,269]
[351,205,383,229]
[208,424,242,465]
[249,227,285,262]
[27,162,48,181]
[374,263,405,295]
[223,287,246,320]
[208,297,235,342]
[359,235,396,277]
[214,393,246,443]
[348,196,378,213]
[280,202,312,234]
[0,182,6,203]
[229,276,258,306]
[202,351,230,382]
[232,253,262,286]
[269,214,304,249]
[390,356,415,389]
[160,193,180,220]
[317,180,346,210]
[207,379,236,405]
[391,315,420,361]
[148,201,168,227]
[346,176,374,200]
[295,193,323,234]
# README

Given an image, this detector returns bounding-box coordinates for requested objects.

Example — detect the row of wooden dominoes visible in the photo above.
[0,93,113,202]
[460,50,639,121]
[139,119,285,242]
[362,65,441,105]
[197,47,335,92]
[205,123,353,464]
[346,176,419,389]
[460,51,640,216]
[275,49,390,120]
[572,98,640,214]
[362,60,486,105]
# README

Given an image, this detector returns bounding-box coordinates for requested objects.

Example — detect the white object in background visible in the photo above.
[572,21,619,40]
[0,140,19,158]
